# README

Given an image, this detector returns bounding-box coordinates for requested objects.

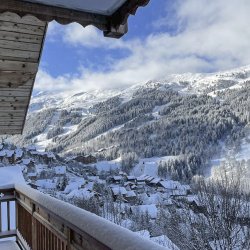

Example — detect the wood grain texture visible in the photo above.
[0,12,47,135]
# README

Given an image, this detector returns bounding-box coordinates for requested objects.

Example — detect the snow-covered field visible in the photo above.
[132,156,178,177]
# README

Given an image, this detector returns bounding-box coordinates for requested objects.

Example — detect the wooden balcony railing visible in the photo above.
[0,184,165,250]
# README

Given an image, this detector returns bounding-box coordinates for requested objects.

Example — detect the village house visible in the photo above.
[111,175,124,184]
[28,151,56,164]
[6,150,15,164]
[127,175,136,182]
[111,187,127,201]
[125,191,137,205]
[184,195,206,214]
[14,148,23,163]
[136,175,147,185]
[54,166,67,177]
[148,177,162,186]
[22,159,36,169]
[74,155,97,164]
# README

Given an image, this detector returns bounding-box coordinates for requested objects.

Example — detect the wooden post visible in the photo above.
[67,227,72,250]
[32,203,37,250]
[7,201,10,231]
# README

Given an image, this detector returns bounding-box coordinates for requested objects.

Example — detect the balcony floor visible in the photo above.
[0,241,20,250]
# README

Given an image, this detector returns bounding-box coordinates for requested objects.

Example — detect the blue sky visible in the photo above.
[36,0,250,93]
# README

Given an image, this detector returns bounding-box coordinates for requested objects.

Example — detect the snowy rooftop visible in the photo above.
[22,0,127,15]
[112,187,127,196]
[113,175,123,181]
[160,180,181,189]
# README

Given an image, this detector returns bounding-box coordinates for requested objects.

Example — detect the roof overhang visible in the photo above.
[0,0,151,135]
[0,12,47,135]
[0,0,150,38]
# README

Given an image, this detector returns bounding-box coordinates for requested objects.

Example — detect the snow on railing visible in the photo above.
[0,185,166,250]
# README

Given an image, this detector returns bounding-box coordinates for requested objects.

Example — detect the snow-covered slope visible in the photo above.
[30,89,121,112]
[30,65,250,112]
[5,65,250,180]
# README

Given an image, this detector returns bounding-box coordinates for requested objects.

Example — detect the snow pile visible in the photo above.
[0,166,25,189]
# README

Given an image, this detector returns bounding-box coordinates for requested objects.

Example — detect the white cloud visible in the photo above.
[36,0,250,92]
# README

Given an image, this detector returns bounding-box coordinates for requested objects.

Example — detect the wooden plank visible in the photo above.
[0,11,46,135]
[0,82,33,88]
[0,96,30,102]
[0,30,42,44]
[0,129,23,134]
[0,124,24,129]
[0,12,45,26]
[0,71,34,86]
[0,82,34,89]
[0,102,28,110]
[0,90,31,97]
[0,131,22,135]
[0,20,45,36]
[0,39,41,52]
[0,100,30,106]
[0,119,24,123]
[0,59,37,72]
[0,47,39,61]
[0,116,24,120]
[0,81,33,89]
[0,106,27,112]
[0,123,23,127]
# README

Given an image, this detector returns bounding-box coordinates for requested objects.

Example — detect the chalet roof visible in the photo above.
[1,0,150,38]
[0,0,151,135]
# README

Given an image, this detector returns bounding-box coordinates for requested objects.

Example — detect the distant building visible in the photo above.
[74,155,97,164]
[112,175,123,184]
[125,191,137,205]
[54,166,67,177]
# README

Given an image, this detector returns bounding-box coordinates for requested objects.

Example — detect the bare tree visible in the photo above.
[189,163,250,250]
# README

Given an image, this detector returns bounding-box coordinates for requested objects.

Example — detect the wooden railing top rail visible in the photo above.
[0,185,166,250]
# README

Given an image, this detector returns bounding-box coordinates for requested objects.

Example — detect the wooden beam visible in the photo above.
[0,30,42,43]
[0,60,37,72]
[0,72,34,87]
[0,20,45,35]
[0,39,41,52]
[0,47,39,62]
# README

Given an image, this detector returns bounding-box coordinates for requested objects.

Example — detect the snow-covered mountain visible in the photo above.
[5,65,250,180]
[30,64,250,112]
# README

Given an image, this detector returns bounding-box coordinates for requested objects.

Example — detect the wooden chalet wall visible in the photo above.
[0,12,47,134]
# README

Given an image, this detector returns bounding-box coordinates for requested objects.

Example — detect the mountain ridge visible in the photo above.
[5,65,250,180]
